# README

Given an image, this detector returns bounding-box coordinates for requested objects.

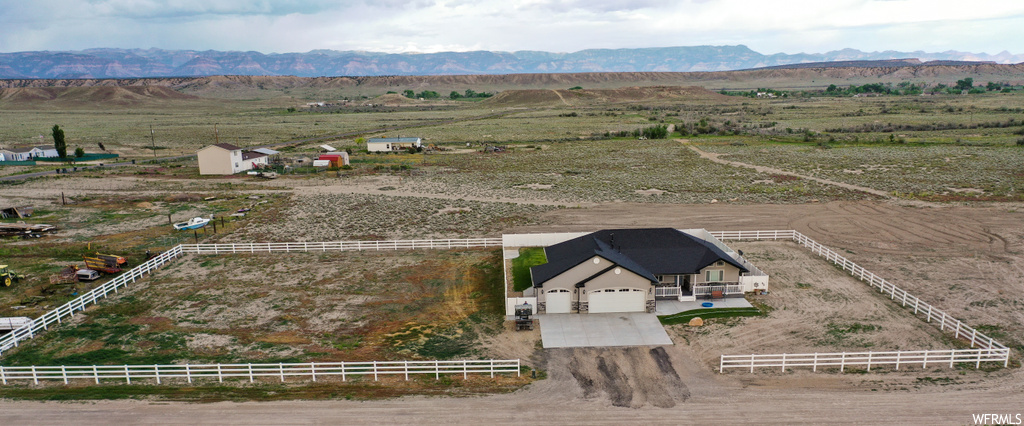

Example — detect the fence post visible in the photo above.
[970,328,977,348]
[781,353,786,372]
[311,362,316,382]
[125,365,131,384]
[719,355,724,373]
[279,363,284,382]
[976,350,982,369]
[840,352,845,373]
[867,352,872,371]
[812,353,818,372]
[154,365,160,384]
[62,365,68,384]
[341,361,346,382]
[405,360,409,381]
[248,363,254,383]
[895,352,901,370]
[186,364,192,384]
[373,361,378,381]
[217,364,223,383]
[463,360,468,380]
[922,350,928,369]
[0,366,5,385]
[93,365,99,384]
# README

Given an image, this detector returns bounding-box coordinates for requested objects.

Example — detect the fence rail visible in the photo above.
[710,230,1009,353]
[721,349,1009,373]
[0,359,520,385]
[180,238,504,254]
[0,246,185,355]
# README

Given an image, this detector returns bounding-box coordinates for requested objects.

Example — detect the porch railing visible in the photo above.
[693,283,743,296]
[654,286,682,298]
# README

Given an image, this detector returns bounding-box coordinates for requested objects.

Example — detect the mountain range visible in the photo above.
[1,45,1021,79]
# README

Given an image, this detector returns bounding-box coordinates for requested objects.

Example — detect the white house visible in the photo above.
[0,146,59,161]
[367,137,422,153]
[197,143,268,175]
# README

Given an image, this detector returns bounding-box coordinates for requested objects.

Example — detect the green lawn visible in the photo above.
[658,307,762,325]
[511,247,547,292]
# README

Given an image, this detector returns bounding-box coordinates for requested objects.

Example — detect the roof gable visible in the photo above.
[531,228,747,287]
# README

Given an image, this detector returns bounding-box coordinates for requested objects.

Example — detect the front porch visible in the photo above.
[654,282,744,302]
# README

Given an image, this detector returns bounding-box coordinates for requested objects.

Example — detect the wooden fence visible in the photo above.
[0,359,520,385]
[720,348,1010,373]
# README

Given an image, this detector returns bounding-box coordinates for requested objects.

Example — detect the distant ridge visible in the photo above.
[751,58,998,70]
[0,46,1021,79]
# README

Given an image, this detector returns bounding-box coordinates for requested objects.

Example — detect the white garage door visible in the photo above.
[546,289,572,314]
[588,288,646,313]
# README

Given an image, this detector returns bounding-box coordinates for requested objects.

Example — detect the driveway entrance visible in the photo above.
[538,313,673,348]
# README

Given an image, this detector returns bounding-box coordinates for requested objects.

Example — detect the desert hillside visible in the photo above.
[1,62,1022,101]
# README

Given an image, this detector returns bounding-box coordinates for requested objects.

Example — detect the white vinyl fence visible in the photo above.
[710,230,1012,372]
[0,237,503,357]
[179,238,503,254]
[0,359,520,385]
[0,246,185,355]
[720,349,1009,373]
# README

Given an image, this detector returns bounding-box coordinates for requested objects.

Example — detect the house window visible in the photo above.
[705,270,724,282]
[716,261,724,266]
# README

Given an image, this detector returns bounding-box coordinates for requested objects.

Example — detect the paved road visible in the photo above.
[0,109,519,183]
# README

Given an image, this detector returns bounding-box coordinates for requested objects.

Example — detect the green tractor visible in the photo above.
[1,264,25,287]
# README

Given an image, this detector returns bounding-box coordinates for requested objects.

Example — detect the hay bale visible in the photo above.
[688,317,704,327]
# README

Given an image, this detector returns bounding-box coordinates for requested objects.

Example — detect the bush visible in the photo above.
[74,147,85,158]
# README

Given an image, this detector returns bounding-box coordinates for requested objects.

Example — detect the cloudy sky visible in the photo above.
[1,0,1021,55]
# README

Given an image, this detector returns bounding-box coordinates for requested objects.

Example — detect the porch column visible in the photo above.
[676,275,684,301]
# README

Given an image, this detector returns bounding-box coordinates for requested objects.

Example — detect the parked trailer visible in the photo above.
[83,254,123,274]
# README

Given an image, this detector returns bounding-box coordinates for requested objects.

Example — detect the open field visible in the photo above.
[1,76,1024,422]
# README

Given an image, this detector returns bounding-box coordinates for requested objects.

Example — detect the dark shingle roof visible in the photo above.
[211,143,241,151]
[531,228,747,287]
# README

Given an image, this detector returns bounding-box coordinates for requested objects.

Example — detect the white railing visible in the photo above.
[0,246,185,356]
[720,349,1010,373]
[710,229,1012,372]
[180,238,504,254]
[693,283,744,296]
[654,286,682,298]
[0,359,520,385]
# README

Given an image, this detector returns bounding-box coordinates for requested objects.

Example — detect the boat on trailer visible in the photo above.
[173,217,211,231]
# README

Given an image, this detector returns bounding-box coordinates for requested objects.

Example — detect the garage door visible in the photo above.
[546,289,572,314]
[588,288,646,313]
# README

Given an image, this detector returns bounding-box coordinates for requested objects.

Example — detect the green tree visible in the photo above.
[52,124,67,158]
[74,147,85,158]
[449,91,462,99]
[402,89,415,98]
[825,84,838,93]
[464,89,477,98]
[955,78,974,91]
